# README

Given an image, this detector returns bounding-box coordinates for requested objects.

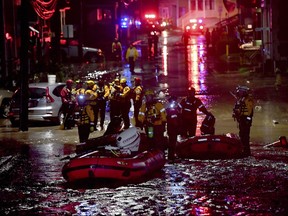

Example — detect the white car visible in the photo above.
[9,82,66,126]
[0,89,13,118]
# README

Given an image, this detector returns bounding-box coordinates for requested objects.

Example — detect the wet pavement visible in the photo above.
[0,29,288,215]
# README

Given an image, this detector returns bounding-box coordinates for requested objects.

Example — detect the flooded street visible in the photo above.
[1,30,288,215]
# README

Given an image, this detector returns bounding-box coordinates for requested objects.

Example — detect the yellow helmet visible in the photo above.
[120,78,127,84]
[86,80,95,87]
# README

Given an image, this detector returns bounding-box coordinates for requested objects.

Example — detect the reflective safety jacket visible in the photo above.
[133,85,143,104]
[125,47,139,61]
[85,88,97,106]
[180,97,208,120]
[119,85,132,103]
[166,101,182,129]
[109,83,123,101]
[233,94,254,121]
[112,41,122,53]
[94,84,110,101]
[79,104,94,125]
[138,101,167,126]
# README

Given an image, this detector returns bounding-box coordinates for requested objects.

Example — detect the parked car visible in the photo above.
[9,82,66,126]
[0,89,13,118]
[60,39,105,63]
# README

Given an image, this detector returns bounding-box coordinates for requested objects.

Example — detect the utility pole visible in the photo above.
[19,0,30,131]
[0,0,7,87]
[78,0,83,62]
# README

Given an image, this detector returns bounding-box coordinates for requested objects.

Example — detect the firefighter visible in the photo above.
[84,80,97,133]
[180,86,210,137]
[166,95,182,161]
[232,86,254,156]
[132,77,144,128]
[118,78,132,129]
[72,80,85,103]
[93,75,110,131]
[108,78,122,119]
[60,79,75,130]
[138,89,167,151]
[125,43,139,74]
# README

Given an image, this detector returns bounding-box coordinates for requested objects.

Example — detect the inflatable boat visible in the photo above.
[176,133,244,159]
[62,148,165,183]
[62,127,165,182]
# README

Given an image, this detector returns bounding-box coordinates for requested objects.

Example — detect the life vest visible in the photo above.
[85,89,97,106]
[133,85,143,103]
[139,101,167,126]
[79,106,90,125]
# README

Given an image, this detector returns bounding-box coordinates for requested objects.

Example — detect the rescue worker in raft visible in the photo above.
[77,80,97,143]
[93,75,110,131]
[180,86,210,137]
[138,89,167,151]
[166,95,182,161]
[232,86,254,156]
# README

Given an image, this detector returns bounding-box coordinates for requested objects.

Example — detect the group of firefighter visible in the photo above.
[60,75,254,160]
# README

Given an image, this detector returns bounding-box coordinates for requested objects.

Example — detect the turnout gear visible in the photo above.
[232,86,254,156]
[119,80,132,129]
[166,96,182,160]
[180,87,209,137]
[93,76,110,130]
[132,77,144,127]
[109,79,122,119]
[112,38,122,62]
[138,94,167,150]
[125,43,139,73]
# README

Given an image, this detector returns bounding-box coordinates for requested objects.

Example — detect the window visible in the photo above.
[191,0,196,10]
[198,0,203,11]
[205,0,215,10]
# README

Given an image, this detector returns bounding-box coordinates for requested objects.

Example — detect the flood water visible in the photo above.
[1,139,288,215]
[1,30,288,215]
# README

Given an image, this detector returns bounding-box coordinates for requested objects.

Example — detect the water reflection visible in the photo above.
[186,36,207,94]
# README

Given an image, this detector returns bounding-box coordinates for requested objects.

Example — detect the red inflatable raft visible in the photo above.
[62,149,166,183]
[176,133,244,159]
